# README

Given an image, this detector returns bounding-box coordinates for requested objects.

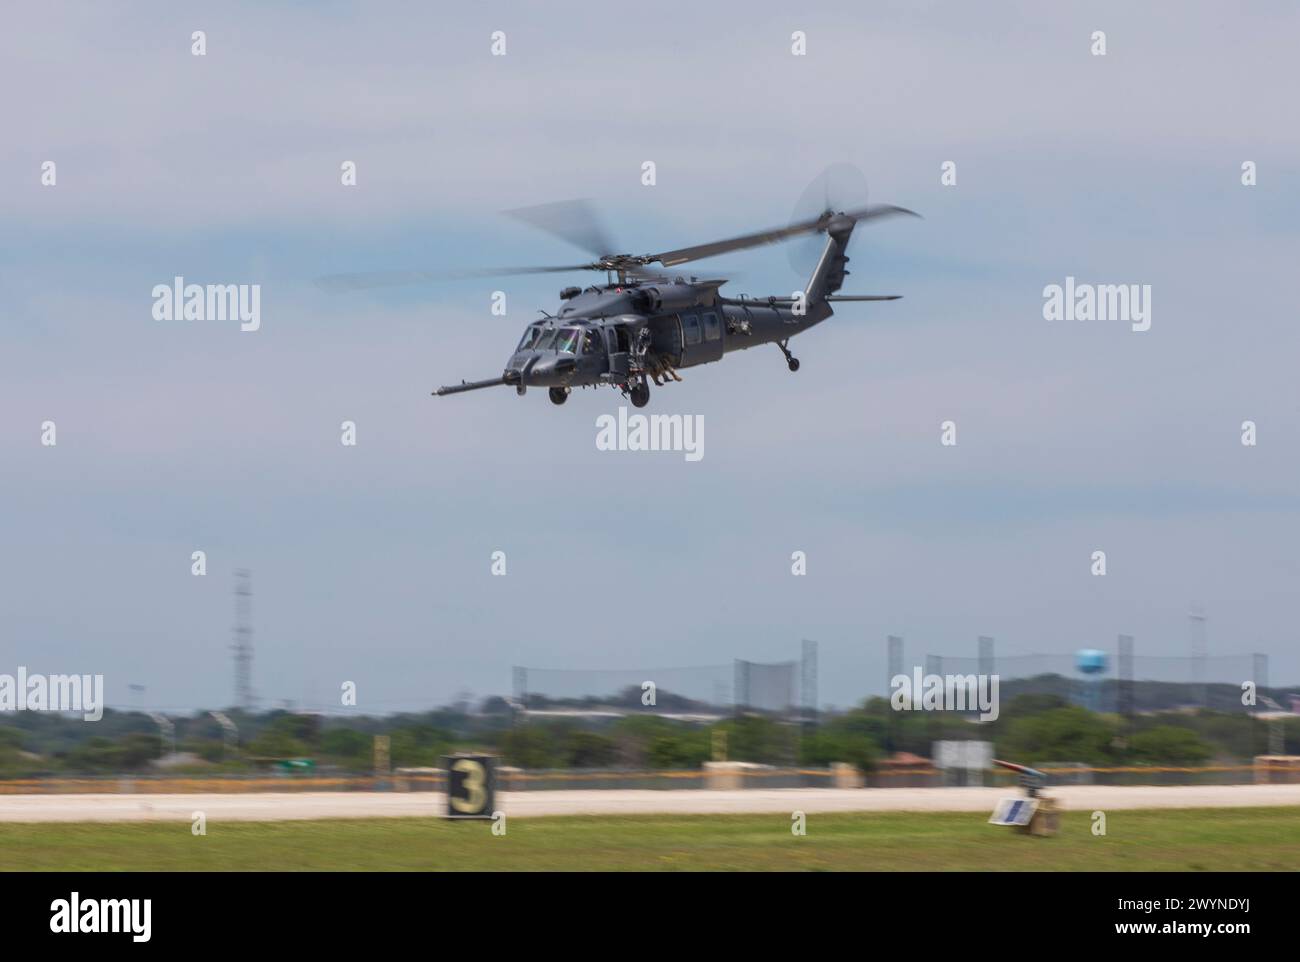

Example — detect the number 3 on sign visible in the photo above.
[445,754,497,819]
[451,759,486,813]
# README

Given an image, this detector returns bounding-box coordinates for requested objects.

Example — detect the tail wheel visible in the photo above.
[777,339,799,372]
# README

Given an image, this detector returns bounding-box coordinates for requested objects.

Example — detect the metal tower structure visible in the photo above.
[978,635,995,679]
[1117,634,1135,723]
[1188,603,1208,708]
[887,635,903,693]
[232,569,255,711]
[886,635,904,752]
[800,639,819,729]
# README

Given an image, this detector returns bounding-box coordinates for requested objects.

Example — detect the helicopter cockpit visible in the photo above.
[516,323,598,356]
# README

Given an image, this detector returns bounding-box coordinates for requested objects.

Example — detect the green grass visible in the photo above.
[2,807,1297,871]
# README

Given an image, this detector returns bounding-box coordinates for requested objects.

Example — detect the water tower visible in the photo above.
[1075,648,1108,712]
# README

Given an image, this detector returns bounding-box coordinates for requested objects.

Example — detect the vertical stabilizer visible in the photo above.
[804,215,856,304]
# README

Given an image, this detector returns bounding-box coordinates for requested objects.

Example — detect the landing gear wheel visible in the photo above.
[777,339,799,372]
[548,387,569,406]
[629,380,650,408]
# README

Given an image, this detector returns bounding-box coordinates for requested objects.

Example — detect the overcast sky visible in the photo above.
[2,1,1297,713]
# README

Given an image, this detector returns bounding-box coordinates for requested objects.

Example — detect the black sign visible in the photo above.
[444,754,496,819]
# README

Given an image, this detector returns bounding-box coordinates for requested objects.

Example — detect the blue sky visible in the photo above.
[2,1,1298,711]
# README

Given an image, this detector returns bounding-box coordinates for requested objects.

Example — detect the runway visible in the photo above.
[1,783,1297,823]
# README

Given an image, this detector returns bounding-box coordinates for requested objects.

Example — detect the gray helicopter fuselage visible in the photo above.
[504,279,832,390]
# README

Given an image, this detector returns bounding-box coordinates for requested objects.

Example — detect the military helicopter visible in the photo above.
[318,174,918,408]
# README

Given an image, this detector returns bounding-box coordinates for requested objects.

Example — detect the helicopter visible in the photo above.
[318,177,918,408]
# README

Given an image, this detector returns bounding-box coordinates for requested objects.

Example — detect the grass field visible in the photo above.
[2,806,1298,871]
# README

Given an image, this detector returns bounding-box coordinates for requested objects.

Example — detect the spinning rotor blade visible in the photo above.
[647,203,919,268]
[504,199,619,259]
[788,163,871,275]
[318,189,915,293]
[315,263,596,291]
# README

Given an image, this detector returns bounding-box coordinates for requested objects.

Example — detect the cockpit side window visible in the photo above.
[517,325,544,351]
[582,330,603,356]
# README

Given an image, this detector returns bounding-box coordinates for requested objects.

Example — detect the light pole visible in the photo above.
[146,712,175,758]
[209,711,239,758]
[1260,697,1287,755]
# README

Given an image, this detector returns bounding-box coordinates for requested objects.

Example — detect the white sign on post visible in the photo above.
[989,796,1039,827]
[934,740,993,771]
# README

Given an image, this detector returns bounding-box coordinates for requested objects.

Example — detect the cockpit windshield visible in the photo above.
[516,325,544,352]
[554,328,581,354]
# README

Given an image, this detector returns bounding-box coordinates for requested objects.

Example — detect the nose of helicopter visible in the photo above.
[509,352,574,386]
[505,351,539,383]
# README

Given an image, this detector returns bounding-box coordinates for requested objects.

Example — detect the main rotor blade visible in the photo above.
[504,199,618,259]
[824,294,903,301]
[719,293,900,307]
[315,264,595,292]
[629,266,747,283]
[647,203,919,268]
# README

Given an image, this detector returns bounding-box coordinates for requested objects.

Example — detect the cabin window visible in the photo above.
[702,311,721,342]
[683,313,702,347]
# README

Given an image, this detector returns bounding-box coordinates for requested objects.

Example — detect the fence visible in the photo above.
[919,639,1272,714]
[515,644,818,721]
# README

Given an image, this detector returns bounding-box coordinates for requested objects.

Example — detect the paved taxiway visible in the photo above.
[0,783,1296,822]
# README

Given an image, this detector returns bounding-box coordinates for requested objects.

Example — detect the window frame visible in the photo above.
[682,313,702,347]
[702,311,721,342]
